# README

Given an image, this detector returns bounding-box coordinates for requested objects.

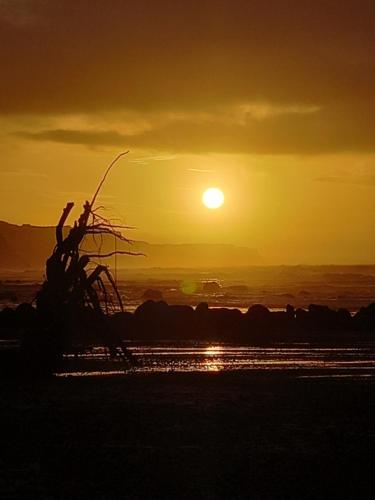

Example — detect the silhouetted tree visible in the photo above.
[35,152,140,362]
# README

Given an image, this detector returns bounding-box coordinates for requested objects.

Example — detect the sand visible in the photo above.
[1,371,375,499]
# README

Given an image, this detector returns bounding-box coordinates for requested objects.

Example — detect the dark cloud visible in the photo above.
[16,129,128,146]
[2,1,375,154]
[1,0,375,112]
[15,100,375,154]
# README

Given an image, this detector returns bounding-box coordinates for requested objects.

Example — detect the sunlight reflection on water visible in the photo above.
[56,342,375,378]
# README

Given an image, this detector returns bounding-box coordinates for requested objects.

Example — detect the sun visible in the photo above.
[202,187,225,209]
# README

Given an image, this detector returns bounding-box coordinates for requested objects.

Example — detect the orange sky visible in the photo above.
[0,0,374,264]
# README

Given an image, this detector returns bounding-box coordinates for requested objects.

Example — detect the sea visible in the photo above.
[1,266,375,378]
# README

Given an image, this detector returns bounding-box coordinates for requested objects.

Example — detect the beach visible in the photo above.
[1,371,375,499]
[2,1,375,498]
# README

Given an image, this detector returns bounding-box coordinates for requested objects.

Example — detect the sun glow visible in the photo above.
[202,187,225,209]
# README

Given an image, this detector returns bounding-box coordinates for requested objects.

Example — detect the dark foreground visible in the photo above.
[1,372,375,499]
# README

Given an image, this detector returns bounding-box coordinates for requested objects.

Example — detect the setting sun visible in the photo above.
[202,187,225,209]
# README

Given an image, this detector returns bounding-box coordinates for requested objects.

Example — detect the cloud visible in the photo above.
[2,1,375,154]
[187,168,215,173]
[235,103,321,122]
[0,0,42,26]
[16,129,127,146]
[0,1,374,115]
[0,168,47,178]
[13,100,375,155]
[315,175,375,186]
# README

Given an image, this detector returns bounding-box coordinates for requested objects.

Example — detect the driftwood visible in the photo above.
[36,152,140,360]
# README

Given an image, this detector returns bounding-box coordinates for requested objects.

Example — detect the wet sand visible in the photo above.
[1,371,375,499]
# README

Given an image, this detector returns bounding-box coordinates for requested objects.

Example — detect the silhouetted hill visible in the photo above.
[0,221,261,270]
[0,221,58,270]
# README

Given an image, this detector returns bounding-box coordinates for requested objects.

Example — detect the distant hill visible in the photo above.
[0,221,59,271]
[0,221,261,271]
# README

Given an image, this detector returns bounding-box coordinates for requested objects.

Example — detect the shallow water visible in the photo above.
[57,342,375,378]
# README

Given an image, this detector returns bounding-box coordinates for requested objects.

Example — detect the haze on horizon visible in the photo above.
[0,0,374,265]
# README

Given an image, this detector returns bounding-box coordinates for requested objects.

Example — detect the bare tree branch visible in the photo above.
[86,250,144,258]
[90,151,129,209]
